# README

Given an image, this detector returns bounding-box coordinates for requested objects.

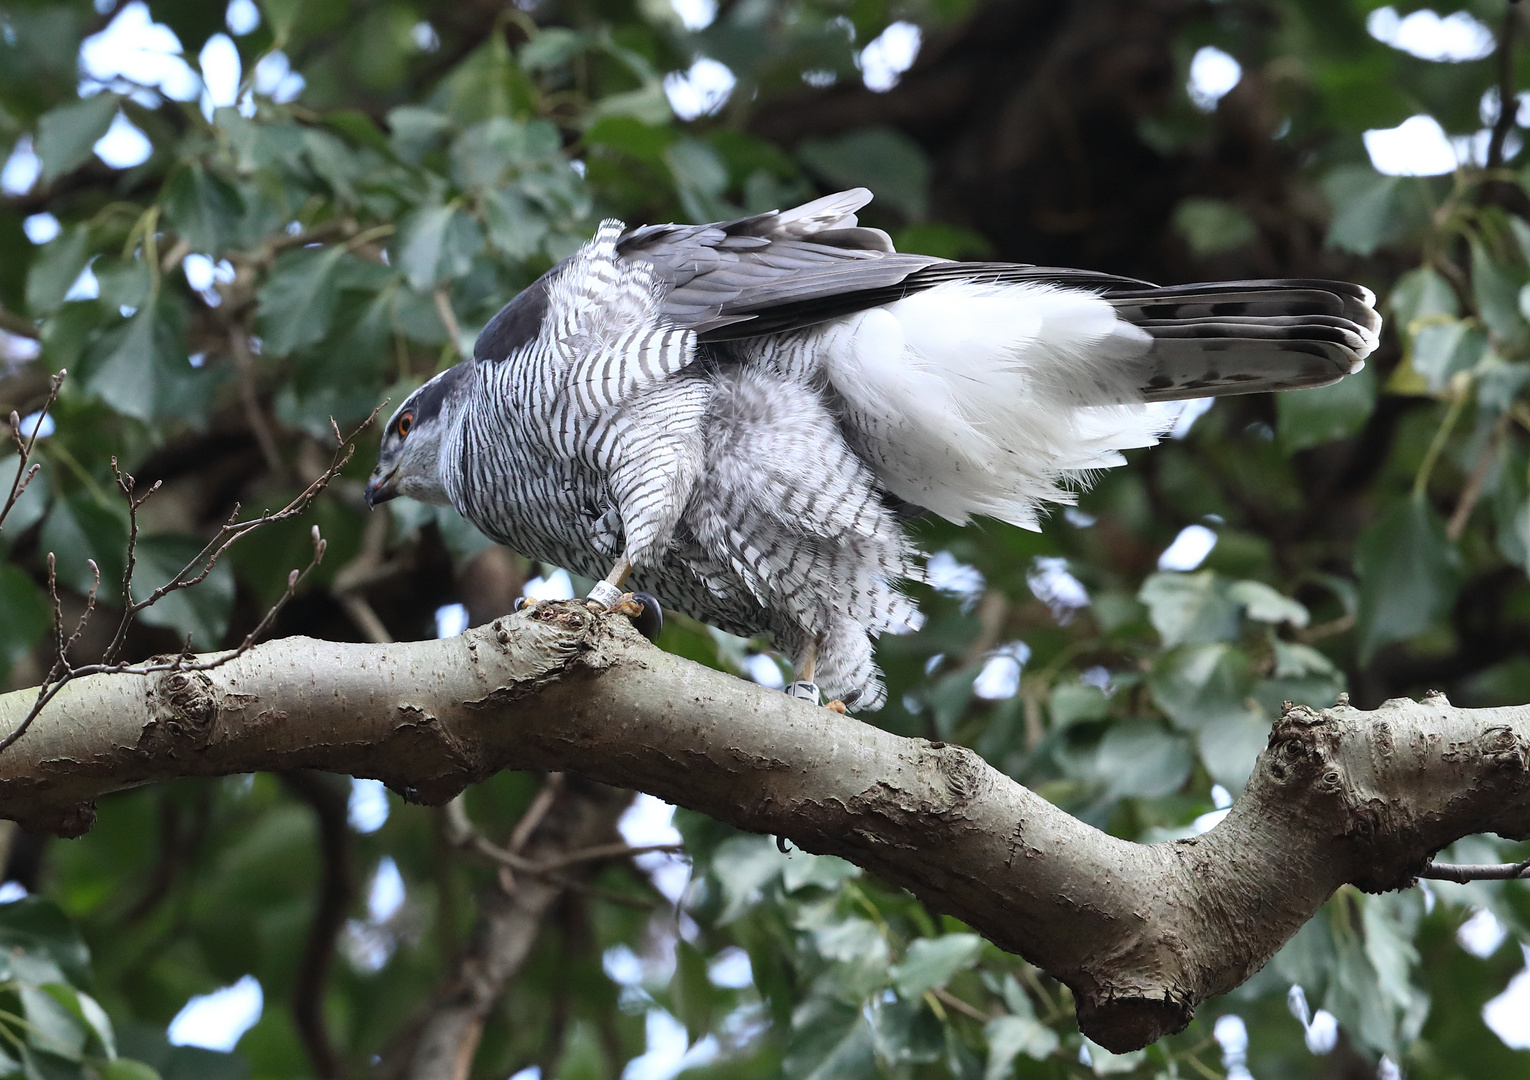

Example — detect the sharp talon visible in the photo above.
[776,835,792,854]
[628,592,663,642]
[824,700,848,714]
[515,596,535,612]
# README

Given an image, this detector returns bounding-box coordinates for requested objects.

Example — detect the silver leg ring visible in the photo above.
[587,581,623,608]
[785,681,820,704]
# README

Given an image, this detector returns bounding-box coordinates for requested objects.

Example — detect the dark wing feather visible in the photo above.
[476,191,1381,404]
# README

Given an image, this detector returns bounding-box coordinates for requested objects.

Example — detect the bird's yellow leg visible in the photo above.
[787,640,822,705]
[586,559,633,610]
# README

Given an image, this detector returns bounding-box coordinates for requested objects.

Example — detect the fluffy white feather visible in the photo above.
[818,280,1168,529]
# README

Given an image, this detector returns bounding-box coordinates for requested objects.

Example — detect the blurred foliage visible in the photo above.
[6,0,1530,1078]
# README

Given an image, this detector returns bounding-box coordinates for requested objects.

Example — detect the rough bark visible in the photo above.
[1,601,1527,1051]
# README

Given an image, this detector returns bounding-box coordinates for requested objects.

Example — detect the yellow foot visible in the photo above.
[611,593,644,618]
[824,700,848,714]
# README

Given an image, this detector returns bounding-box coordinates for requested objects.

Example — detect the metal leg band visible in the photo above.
[785,681,820,704]
[587,580,623,608]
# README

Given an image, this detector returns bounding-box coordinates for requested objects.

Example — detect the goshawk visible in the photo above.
[366,189,1380,709]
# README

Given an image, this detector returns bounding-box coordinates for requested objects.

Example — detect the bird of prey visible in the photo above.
[366,189,1380,710]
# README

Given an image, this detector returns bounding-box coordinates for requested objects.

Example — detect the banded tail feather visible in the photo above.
[1102,279,1381,401]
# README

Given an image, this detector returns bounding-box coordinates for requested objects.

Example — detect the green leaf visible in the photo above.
[519,28,589,72]
[38,985,112,1059]
[1082,1038,1147,1074]
[711,836,789,922]
[24,227,90,317]
[890,934,983,1000]
[1390,266,1459,328]
[780,851,860,893]
[1322,166,1414,256]
[983,1013,1059,1079]
[668,142,731,222]
[0,898,91,987]
[1472,241,1530,351]
[393,205,482,292]
[0,563,50,680]
[261,0,303,42]
[1172,197,1256,256]
[1408,318,1487,392]
[162,164,244,255]
[866,997,943,1066]
[1226,580,1309,627]
[386,106,453,166]
[101,1062,161,1080]
[1273,639,1339,679]
[84,299,209,424]
[35,95,118,183]
[21,985,85,1061]
[482,189,549,261]
[130,534,235,649]
[39,493,127,596]
[671,940,716,1043]
[798,128,929,220]
[255,247,346,357]
[1277,364,1376,453]
[1356,497,1463,662]
[1137,571,1240,647]
[1150,644,1255,732]
[1094,721,1192,799]
[448,117,561,190]
[1048,681,1109,728]
[784,997,876,1080]
[1197,709,1271,791]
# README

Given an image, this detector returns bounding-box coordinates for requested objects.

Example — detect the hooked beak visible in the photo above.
[365,467,398,509]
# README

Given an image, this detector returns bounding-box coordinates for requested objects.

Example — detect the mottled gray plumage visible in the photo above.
[367,189,1380,708]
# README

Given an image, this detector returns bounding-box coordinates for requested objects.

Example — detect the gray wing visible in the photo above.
[617,188,1152,341]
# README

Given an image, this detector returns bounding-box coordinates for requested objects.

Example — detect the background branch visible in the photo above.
[281,770,355,1080]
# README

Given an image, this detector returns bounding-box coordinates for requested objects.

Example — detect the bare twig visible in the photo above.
[0,407,382,757]
[433,287,464,356]
[395,783,632,1080]
[1447,414,1509,542]
[1418,857,1530,882]
[443,794,667,905]
[506,773,564,855]
[333,511,399,645]
[0,371,63,534]
[0,306,40,342]
[932,985,994,1023]
[229,325,285,477]
[1489,0,1524,170]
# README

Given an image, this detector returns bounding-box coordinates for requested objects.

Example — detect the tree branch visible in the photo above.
[1,605,1528,1052]
[281,770,354,1079]
[400,781,630,1080]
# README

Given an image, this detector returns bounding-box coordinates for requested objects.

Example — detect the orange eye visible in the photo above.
[397,411,414,437]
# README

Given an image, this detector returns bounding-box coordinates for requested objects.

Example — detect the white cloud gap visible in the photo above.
[1367,6,1495,62]
[1188,45,1241,111]
[859,21,921,92]
[94,113,153,169]
[1158,525,1218,572]
[664,58,736,120]
[168,975,263,1051]
[348,778,390,833]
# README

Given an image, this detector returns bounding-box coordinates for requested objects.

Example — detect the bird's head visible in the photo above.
[365,364,469,509]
